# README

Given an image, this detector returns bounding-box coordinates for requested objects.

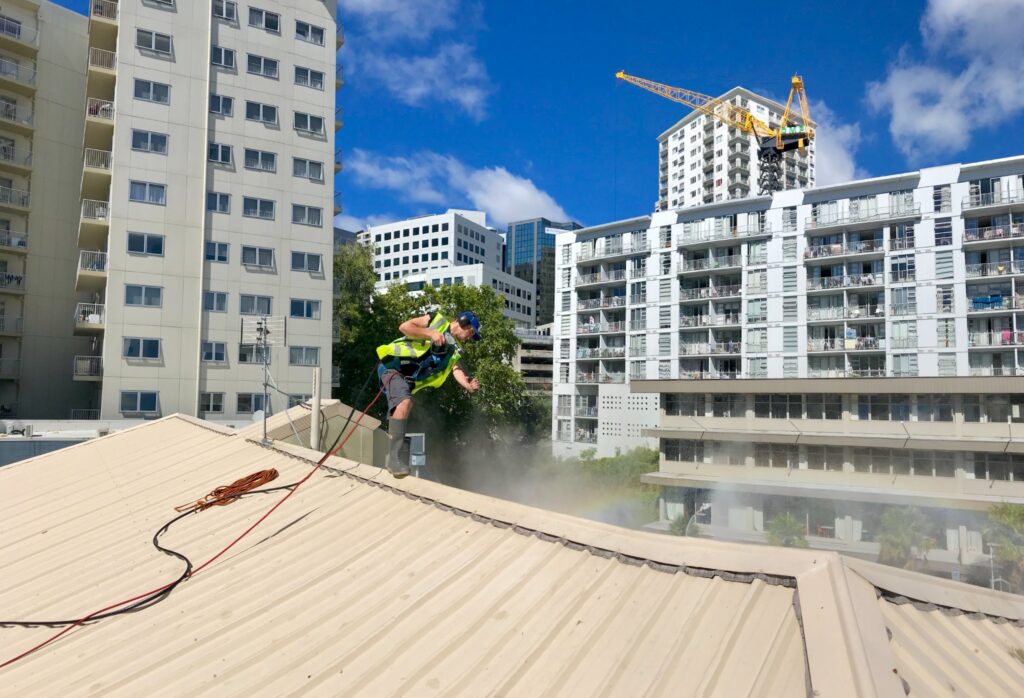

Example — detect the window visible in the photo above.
[294,112,325,135]
[290,298,321,319]
[293,158,324,181]
[938,353,957,376]
[134,79,170,104]
[933,184,951,213]
[783,326,797,352]
[783,238,797,262]
[120,391,159,414]
[292,205,322,227]
[206,192,230,213]
[247,54,278,78]
[244,148,276,172]
[240,294,272,315]
[936,286,954,314]
[289,346,320,366]
[122,337,160,359]
[248,7,280,32]
[294,66,325,90]
[806,394,842,420]
[203,291,227,312]
[129,181,166,205]
[242,197,275,220]
[239,344,269,364]
[127,232,164,256]
[212,0,236,21]
[783,268,797,292]
[245,101,277,124]
[712,394,744,418]
[237,393,267,414]
[211,46,235,68]
[917,395,953,422]
[208,142,231,164]
[209,94,233,115]
[291,251,322,272]
[131,129,168,154]
[295,20,325,45]
[200,341,227,363]
[125,284,162,307]
[200,392,224,414]
[136,29,172,54]
[241,245,274,266]
[935,251,954,279]
[934,218,952,246]
[205,241,228,262]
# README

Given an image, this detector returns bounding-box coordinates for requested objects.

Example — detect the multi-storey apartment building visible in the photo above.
[553,155,1024,580]
[657,87,815,212]
[72,0,338,420]
[505,217,581,326]
[0,1,106,419]
[513,324,553,396]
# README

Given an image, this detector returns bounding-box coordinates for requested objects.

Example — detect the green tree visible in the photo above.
[986,503,1024,592]
[669,513,700,537]
[876,507,937,570]
[766,512,809,548]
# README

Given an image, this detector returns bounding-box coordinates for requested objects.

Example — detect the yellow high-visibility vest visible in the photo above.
[376,313,462,394]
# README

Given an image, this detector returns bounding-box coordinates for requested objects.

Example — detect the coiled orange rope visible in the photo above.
[174,469,279,513]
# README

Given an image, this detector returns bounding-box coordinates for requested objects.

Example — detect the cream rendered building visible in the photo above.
[72,0,338,420]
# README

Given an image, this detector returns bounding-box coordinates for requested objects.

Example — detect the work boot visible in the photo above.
[386,418,410,478]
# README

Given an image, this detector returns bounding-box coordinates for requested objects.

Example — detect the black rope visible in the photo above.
[0,484,298,628]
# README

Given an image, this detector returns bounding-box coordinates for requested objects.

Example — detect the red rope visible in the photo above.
[1,389,382,669]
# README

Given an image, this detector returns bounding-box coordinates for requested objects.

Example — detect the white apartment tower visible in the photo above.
[74,0,339,419]
[657,87,815,212]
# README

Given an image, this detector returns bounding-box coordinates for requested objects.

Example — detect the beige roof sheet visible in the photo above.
[2,411,1023,696]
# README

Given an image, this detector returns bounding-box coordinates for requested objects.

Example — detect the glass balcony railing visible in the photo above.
[962,190,1024,210]
[964,224,1024,243]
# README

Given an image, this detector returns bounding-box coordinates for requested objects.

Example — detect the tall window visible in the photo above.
[201,341,227,362]
[211,46,235,68]
[209,94,233,115]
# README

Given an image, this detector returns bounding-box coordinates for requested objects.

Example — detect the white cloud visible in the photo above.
[346,148,571,227]
[868,0,1024,160]
[334,212,399,232]
[337,0,491,119]
[811,101,867,186]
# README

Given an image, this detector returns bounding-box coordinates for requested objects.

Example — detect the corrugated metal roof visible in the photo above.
[1,411,1023,696]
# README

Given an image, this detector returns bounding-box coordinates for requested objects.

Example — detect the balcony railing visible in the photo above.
[711,313,742,326]
[575,347,625,359]
[81,199,110,221]
[79,250,107,272]
[0,57,36,86]
[86,97,114,120]
[849,337,885,351]
[600,373,626,384]
[576,432,598,444]
[73,355,102,377]
[804,240,883,259]
[84,148,112,170]
[889,303,917,316]
[678,224,771,244]
[577,241,649,262]
[0,18,39,46]
[577,296,626,310]
[88,47,116,71]
[0,185,29,208]
[70,408,100,419]
[845,305,885,319]
[0,271,25,291]
[805,203,920,229]
[577,321,626,335]
[807,306,845,321]
[680,342,741,355]
[969,331,1024,347]
[0,315,22,333]
[969,367,1022,377]
[0,103,32,127]
[807,273,882,290]
[91,0,119,21]
[0,229,27,250]
[807,339,842,352]
[575,405,598,418]
[577,270,626,285]
[962,190,1024,210]
[964,224,1024,243]
[0,144,31,168]
[75,302,105,325]
[576,372,598,384]
[807,337,885,352]
[965,261,1022,278]
[968,295,1024,312]
[679,315,711,328]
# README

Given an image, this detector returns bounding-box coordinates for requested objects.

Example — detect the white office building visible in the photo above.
[71,0,339,420]
[658,87,815,212]
[553,155,1024,579]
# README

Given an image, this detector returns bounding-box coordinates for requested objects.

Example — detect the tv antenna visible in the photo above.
[240,316,287,446]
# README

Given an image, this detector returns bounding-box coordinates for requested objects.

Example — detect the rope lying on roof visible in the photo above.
[174,469,280,513]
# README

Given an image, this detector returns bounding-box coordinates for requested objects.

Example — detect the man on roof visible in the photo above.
[375,310,481,477]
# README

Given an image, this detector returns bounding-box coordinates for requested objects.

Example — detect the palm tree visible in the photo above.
[876,507,937,570]
[766,512,808,548]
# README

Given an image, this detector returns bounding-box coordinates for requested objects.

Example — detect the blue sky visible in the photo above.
[54,0,1024,230]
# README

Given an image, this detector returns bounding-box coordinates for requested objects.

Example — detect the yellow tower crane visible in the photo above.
[615,71,814,195]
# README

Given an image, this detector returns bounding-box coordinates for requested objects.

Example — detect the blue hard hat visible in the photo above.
[456,311,481,341]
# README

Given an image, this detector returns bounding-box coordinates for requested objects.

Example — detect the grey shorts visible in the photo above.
[379,367,413,414]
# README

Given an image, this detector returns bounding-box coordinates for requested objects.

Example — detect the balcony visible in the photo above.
[807,338,843,353]
[335,105,343,131]
[0,228,27,254]
[576,296,626,311]
[0,143,30,174]
[79,199,110,247]
[962,190,1024,214]
[804,239,884,260]
[845,305,886,320]
[576,431,597,445]
[969,367,1022,377]
[0,270,25,293]
[335,148,343,174]
[0,102,32,134]
[88,46,116,72]
[575,404,598,418]
[86,97,114,123]
[679,314,711,328]
[0,314,22,335]
[576,241,650,263]
[0,56,37,94]
[967,295,1024,313]
[806,306,845,322]
[0,184,29,211]
[0,358,20,379]
[711,313,742,326]
[577,270,627,287]
[70,408,100,419]
[965,260,1022,279]
[76,250,107,290]
[969,331,1024,348]
[0,17,39,56]
[678,223,771,247]
[807,273,883,291]
[90,0,119,24]
[334,191,342,215]
[336,22,345,49]
[805,203,921,232]
[577,321,626,335]
[575,347,626,360]
[74,302,105,334]
[963,224,1024,248]
[73,355,102,381]
[889,303,917,317]
[83,148,112,172]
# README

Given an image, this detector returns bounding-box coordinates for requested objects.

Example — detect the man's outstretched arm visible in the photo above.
[452,363,480,393]
[399,314,444,345]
